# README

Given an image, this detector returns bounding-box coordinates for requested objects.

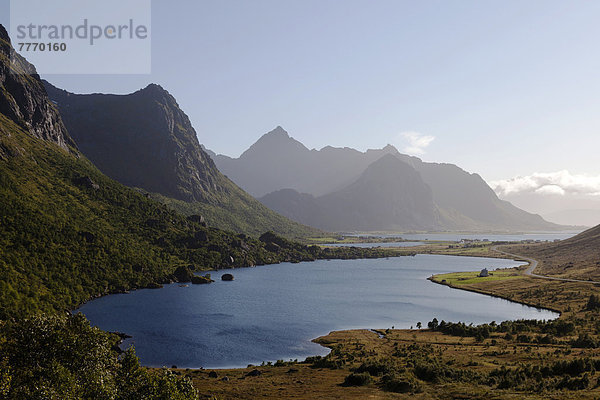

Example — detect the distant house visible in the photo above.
[479,268,489,277]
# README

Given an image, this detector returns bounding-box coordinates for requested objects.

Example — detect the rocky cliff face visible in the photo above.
[44,81,223,202]
[0,25,72,150]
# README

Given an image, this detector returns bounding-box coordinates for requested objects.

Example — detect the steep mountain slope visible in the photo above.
[261,155,442,231]
[408,160,559,231]
[215,127,562,232]
[503,224,600,281]
[43,82,319,238]
[0,27,346,317]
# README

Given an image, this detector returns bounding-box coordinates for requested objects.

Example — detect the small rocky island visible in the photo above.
[221,273,234,281]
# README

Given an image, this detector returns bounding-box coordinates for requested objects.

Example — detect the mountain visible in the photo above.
[43,82,319,238]
[211,126,403,197]
[0,26,344,317]
[213,127,563,232]
[261,155,441,231]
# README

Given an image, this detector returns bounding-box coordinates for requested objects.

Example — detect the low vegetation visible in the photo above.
[0,313,198,400]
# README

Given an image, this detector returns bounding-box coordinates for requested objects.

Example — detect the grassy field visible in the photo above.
[431,268,524,286]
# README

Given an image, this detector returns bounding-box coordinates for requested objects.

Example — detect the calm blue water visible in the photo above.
[347,231,580,242]
[326,241,424,248]
[78,255,558,369]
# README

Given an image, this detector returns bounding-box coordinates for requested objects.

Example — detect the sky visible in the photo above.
[1,0,599,191]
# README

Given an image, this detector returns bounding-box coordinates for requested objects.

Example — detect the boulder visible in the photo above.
[187,214,205,224]
[74,176,100,190]
[194,230,208,242]
[78,231,96,243]
[191,275,214,284]
[221,273,234,281]
[172,266,194,283]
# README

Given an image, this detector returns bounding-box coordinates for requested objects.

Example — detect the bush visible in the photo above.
[355,360,396,376]
[382,372,422,393]
[0,313,198,400]
[344,372,372,386]
[571,334,598,349]
[585,294,600,311]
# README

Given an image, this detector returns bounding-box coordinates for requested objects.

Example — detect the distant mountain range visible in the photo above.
[209,127,565,232]
[43,82,319,238]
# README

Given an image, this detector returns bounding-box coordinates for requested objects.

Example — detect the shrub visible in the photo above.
[355,360,396,376]
[0,314,198,400]
[382,372,422,393]
[344,372,372,386]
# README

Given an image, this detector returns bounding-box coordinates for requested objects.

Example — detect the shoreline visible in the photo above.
[427,275,563,316]
[83,252,560,371]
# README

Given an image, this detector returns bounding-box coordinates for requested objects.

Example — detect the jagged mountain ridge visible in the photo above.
[209,126,405,197]
[43,82,320,238]
[212,127,562,232]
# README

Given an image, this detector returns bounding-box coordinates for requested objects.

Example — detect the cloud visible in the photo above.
[398,131,435,156]
[491,170,600,197]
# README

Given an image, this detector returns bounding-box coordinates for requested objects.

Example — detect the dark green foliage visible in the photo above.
[585,294,600,311]
[412,359,476,383]
[381,372,422,393]
[429,318,575,339]
[304,355,344,369]
[426,318,438,330]
[355,359,397,376]
[571,333,598,348]
[0,313,197,399]
[343,372,372,386]
[489,358,599,391]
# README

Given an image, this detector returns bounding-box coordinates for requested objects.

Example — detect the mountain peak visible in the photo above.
[265,125,289,138]
[141,83,166,93]
[240,126,308,161]
[136,83,171,100]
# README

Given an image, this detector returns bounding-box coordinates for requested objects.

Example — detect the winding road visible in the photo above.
[492,246,598,284]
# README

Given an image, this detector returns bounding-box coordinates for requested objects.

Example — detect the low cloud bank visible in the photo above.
[491,170,600,197]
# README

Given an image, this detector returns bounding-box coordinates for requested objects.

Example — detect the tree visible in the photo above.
[585,294,600,310]
[427,318,439,330]
[416,322,422,330]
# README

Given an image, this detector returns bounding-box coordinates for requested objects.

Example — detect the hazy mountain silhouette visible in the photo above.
[261,155,441,231]
[211,127,404,197]
[213,127,564,232]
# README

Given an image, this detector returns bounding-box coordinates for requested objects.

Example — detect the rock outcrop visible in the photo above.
[0,25,73,150]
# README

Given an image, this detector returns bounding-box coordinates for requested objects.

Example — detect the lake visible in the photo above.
[326,241,424,248]
[78,255,558,369]
[346,231,581,242]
